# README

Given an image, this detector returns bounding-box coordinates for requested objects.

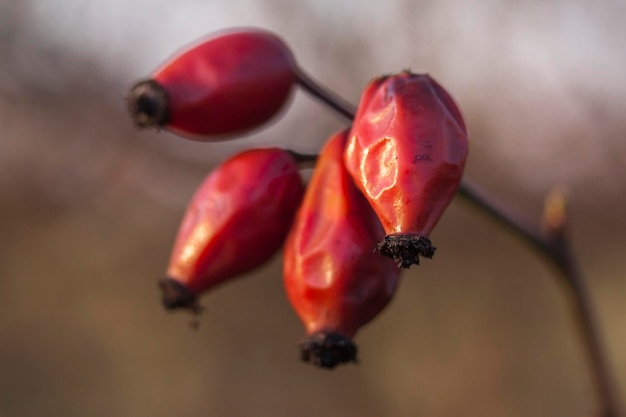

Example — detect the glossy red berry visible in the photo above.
[127,28,296,140]
[344,71,468,268]
[283,130,400,369]
[160,148,305,312]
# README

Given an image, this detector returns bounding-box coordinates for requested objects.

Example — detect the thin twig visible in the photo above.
[295,67,357,119]
[286,149,318,169]
[295,68,621,417]
[562,245,620,417]
[542,189,621,417]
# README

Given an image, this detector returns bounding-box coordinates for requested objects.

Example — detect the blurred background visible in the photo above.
[1,0,625,416]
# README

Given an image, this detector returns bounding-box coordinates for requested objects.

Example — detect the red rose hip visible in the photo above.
[161,148,305,313]
[127,28,296,139]
[283,130,400,369]
[344,71,468,268]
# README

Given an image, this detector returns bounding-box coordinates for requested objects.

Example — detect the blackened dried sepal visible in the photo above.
[127,79,170,129]
[377,234,436,268]
[299,332,358,369]
[159,277,203,315]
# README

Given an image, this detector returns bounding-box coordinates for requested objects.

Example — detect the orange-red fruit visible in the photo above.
[160,148,305,312]
[283,130,400,369]
[127,28,296,140]
[344,71,468,268]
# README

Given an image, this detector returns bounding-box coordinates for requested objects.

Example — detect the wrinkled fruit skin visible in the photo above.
[161,148,305,312]
[344,71,468,268]
[283,130,400,369]
[127,28,296,139]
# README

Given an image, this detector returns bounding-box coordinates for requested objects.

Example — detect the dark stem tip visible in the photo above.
[158,277,202,315]
[377,233,436,268]
[285,149,318,168]
[298,332,358,369]
[127,79,170,129]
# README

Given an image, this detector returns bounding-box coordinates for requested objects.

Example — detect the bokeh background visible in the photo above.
[1,0,625,416]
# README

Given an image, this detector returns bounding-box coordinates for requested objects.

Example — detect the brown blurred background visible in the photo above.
[1,0,625,416]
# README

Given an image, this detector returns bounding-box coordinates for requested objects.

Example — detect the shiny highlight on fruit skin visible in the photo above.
[283,130,401,369]
[161,148,305,312]
[127,28,296,140]
[344,71,468,268]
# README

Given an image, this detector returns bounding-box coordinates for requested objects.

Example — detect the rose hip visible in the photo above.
[344,71,468,268]
[283,130,400,369]
[161,148,305,312]
[127,28,296,139]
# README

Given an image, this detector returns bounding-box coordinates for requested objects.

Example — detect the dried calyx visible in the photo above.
[127,79,169,129]
[299,332,358,369]
[377,234,436,269]
[159,277,202,315]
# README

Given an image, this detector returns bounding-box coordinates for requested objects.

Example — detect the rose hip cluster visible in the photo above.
[127,28,468,369]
